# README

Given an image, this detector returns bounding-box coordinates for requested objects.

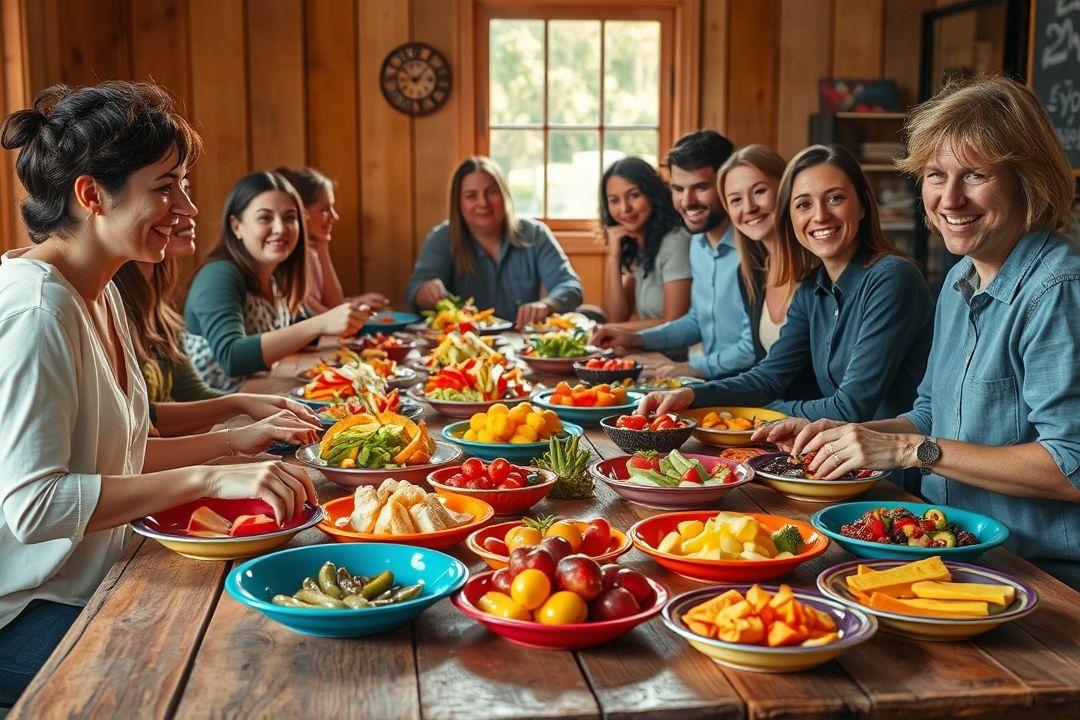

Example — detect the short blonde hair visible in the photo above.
[897,75,1074,232]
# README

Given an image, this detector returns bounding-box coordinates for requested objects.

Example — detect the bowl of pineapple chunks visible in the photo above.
[629,511,829,582]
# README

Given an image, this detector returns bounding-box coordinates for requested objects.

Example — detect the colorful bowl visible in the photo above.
[441,420,585,463]
[518,351,601,375]
[317,490,493,549]
[409,318,514,339]
[679,406,788,447]
[572,359,643,386]
[340,336,417,362]
[634,376,704,393]
[357,311,423,334]
[816,559,1037,641]
[747,452,886,503]
[315,401,424,429]
[589,453,754,510]
[530,390,644,428]
[810,501,1009,561]
[427,465,557,516]
[629,511,829,583]
[294,440,464,489]
[466,520,632,570]
[406,384,530,419]
[132,497,324,561]
[599,414,696,453]
[663,585,877,672]
[453,570,667,650]
[225,543,468,637]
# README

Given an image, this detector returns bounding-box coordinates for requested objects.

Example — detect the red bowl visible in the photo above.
[466,520,632,570]
[341,336,416,362]
[140,497,317,536]
[452,570,667,650]
[427,464,557,516]
[629,511,828,583]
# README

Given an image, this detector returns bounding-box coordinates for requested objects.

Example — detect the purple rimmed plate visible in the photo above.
[589,453,754,510]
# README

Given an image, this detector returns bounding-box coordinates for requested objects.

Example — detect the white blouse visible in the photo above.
[0,252,149,631]
[758,308,785,352]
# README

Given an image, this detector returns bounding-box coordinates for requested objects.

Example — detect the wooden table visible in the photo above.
[12,346,1080,719]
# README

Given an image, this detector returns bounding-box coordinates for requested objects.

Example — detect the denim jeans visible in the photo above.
[0,600,82,708]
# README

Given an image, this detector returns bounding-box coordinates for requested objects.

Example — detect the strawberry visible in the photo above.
[867,515,886,539]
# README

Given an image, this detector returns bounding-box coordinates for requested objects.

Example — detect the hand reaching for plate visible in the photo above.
[515,300,553,329]
[635,387,695,417]
[202,460,318,525]
[228,410,322,455]
[318,302,371,336]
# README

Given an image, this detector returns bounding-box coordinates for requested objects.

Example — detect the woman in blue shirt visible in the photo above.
[639,144,933,425]
[759,77,1080,588]
[406,156,583,328]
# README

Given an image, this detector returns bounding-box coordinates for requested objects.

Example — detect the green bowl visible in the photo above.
[530,389,643,428]
[441,420,584,462]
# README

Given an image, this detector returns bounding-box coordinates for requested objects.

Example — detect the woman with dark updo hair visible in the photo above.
[0,82,319,707]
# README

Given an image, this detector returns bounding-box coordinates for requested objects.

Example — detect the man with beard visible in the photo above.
[591,130,755,378]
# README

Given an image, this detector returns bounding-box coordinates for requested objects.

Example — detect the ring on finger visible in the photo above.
[831,452,841,465]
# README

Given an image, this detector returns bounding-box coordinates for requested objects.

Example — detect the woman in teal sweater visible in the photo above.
[184,171,372,392]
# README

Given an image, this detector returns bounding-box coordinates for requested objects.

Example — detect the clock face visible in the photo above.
[380,43,451,116]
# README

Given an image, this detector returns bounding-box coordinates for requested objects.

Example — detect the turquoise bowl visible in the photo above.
[441,420,584,462]
[225,543,468,638]
[357,311,423,334]
[530,389,644,427]
[811,501,1009,562]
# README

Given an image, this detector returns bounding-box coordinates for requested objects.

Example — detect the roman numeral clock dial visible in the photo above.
[380,42,451,117]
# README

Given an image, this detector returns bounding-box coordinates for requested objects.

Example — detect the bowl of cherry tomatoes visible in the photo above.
[466,516,632,571]
[573,357,643,386]
[427,458,557,516]
[600,413,696,453]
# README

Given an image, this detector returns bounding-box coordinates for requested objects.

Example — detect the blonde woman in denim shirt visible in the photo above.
[760,76,1080,589]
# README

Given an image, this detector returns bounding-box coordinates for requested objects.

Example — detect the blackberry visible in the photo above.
[956,530,977,546]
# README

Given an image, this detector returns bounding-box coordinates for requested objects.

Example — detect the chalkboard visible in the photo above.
[1031,0,1080,170]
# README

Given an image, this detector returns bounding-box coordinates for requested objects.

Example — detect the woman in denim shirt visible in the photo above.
[407,156,583,328]
[640,145,933,427]
[764,77,1080,589]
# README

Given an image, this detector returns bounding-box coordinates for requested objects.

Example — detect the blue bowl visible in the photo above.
[225,543,468,637]
[810,501,1009,561]
[441,420,584,462]
[357,311,423,334]
[530,389,644,428]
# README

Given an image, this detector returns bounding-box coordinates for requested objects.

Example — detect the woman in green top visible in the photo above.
[183,171,372,392]
[115,206,324,437]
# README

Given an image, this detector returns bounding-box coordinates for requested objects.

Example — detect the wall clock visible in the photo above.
[380,42,452,117]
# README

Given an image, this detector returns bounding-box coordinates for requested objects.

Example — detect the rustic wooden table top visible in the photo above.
[11,344,1080,720]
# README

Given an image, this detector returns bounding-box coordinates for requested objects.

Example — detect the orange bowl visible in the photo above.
[317,491,493,549]
[466,519,631,570]
[629,511,828,583]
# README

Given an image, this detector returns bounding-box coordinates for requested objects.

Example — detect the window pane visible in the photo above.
[548,129,600,218]
[604,21,660,126]
[602,130,659,173]
[548,20,601,126]
[490,19,544,125]
[490,129,544,218]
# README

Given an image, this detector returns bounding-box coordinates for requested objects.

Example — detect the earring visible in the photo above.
[86,208,95,221]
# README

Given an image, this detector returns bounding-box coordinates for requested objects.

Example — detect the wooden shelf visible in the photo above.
[860,163,899,172]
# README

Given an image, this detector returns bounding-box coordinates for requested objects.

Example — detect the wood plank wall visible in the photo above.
[1,0,957,302]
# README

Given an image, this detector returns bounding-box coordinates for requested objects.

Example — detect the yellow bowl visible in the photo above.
[755,475,879,503]
[680,407,787,447]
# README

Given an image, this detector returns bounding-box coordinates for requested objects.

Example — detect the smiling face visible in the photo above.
[723,164,778,242]
[921,145,1024,265]
[669,164,725,234]
[605,174,653,234]
[459,171,506,238]
[306,186,339,243]
[97,147,197,263]
[230,190,301,270]
[789,163,864,268]
[164,178,197,258]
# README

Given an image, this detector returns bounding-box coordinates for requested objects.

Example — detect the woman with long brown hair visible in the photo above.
[639,144,933,423]
[406,156,583,328]
[182,171,371,392]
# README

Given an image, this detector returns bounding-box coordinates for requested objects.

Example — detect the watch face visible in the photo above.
[380,43,451,116]
[917,438,941,465]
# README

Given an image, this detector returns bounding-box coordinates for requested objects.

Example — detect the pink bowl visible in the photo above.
[427,464,556,516]
[590,453,754,510]
[452,570,667,650]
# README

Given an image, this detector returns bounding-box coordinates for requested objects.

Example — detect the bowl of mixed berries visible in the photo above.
[810,501,1008,561]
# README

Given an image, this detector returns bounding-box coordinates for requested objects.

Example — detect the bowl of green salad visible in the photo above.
[517,330,600,374]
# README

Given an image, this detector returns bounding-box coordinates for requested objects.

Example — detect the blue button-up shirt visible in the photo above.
[693,253,934,421]
[639,227,755,378]
[406,218,583,321]
[902,230,1080,588]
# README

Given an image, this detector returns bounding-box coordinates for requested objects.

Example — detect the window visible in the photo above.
[478,5,675,228]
